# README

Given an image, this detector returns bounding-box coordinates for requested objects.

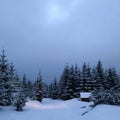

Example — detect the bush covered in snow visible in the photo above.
[14,93,26,111]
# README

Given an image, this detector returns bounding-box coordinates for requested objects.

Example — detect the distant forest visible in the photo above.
[0,49,120,111]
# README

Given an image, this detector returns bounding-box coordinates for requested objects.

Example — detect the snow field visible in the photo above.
[0,98,120,120]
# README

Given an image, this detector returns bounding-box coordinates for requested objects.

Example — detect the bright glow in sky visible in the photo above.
[45,0,79,24]
[49,3,62,20]
[46,2,68,23]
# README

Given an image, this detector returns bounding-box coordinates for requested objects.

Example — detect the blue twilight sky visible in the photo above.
[0,0,120,82]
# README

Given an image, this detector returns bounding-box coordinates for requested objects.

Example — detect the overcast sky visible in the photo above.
[0,0,120,82]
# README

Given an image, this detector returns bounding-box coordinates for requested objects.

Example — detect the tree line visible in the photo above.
[0,49,120,111]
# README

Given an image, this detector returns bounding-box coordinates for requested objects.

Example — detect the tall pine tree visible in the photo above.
[34,73,43,102]
[51,77,59,99]
[12,75,26,111]
[59,65,70,100]
[0,49,11,106]
[95,61,105,89]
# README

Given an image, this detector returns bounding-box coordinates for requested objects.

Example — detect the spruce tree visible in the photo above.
[48,82,54,98]
[9,63,17,103]
[73,65,81,98]
[95,61,105,89]
[35,73,43,102]
[22,74,28,98]
[59,65,70,100]
[27,80,34,100]
[43,83,49,98]
[52,77,59,99]
[86,65,94,91]
[12,75,26,111]
[91,68,97,89]
[80,63,92,92]
[9,63,16,82]
[0,49,11,106]
[65,65,75,100]
[108,68,120,89]
[92,64,120,105]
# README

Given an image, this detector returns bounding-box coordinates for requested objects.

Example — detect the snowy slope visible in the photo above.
[0,99,120,120]
[82,104,120,120]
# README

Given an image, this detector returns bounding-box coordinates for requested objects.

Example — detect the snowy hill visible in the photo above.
[0,99,120,120]
[82,104,120,120]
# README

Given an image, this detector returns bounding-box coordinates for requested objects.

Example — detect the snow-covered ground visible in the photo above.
[0,98,120,120]
[82,104,120,120]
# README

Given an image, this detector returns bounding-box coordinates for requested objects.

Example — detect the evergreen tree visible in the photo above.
[80,63,87,92]
[73,65,81,98]
[9,63,16,82]
[91,61,105,105]
[52,77,59,99]
[12,75,26,111]
[11,75,20,101]
[27,80,34,100]
[80,63,92,92]
[0,49,11,106]
[48,82,54,98]
[86,65,94,91]
[91,67,97,89]
[103,70,109,90]
[22,74,28,98]
[34,73,43,102]
[95,61,105,89]
[91,65,120,105]
[107,68,120,89]
[43,83,49,98]
[14,92,26,111]
[92,87,120,105]
[65,65,75,100]
[59,65,70,100]
[9,63,18,103]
